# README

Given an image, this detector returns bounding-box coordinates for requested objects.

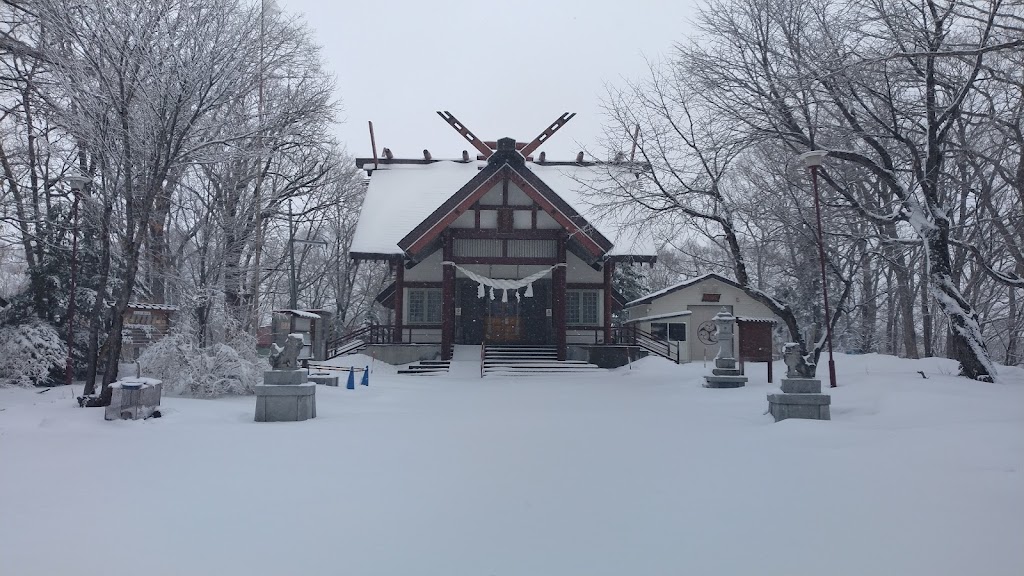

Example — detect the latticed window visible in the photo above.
[567,290,599,325]
[408,288,442,324]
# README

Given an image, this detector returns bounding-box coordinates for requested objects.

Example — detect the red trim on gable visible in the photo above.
[505,169,611,256]
[397,162,612,261]
[398,162,505,256]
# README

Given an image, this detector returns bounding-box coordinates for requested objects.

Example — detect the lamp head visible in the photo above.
[65,171,91,190]
[798,150,828,169]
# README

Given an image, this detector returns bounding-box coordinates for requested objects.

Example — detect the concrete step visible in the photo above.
[485,351,558,356]
[485,345,556,350]
[483,360,593,366]
[484,369,602,376]
[397,359,451,375]
[481,354,557,358]
[397,369,448,375]
[485,360,602,364]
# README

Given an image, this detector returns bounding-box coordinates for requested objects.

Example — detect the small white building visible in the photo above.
[623,273,781,364]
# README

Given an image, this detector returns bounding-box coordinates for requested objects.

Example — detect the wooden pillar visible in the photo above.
[441,233,455,360]
[393,258,404,343]
[603,260,614,344]
[553,235,567,360]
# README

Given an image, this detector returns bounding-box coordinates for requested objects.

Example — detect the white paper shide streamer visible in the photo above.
[442,262,565,301]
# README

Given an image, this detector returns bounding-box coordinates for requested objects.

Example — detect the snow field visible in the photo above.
[1,353,1022,576]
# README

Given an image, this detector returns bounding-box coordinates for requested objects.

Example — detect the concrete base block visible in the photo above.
[767,392,831,422]
[363,344,441,366]
[712,367,742,376]
[781,378,822,394]
[715,358,737,370]
[703,374,748,388]
[570,345,646,368]
[263,369,307,386]
[309,373,339,387]
[255,383,316,422]
[105,379,162,420]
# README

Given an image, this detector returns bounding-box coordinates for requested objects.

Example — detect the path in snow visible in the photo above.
[449,344,481,378]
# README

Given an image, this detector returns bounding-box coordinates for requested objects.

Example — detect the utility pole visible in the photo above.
[286,200,327,311]
[288,199,297,310]
[249,0,268,331]
[64,173,90,388]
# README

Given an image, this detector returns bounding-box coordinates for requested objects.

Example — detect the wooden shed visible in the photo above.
[271,309,334,362]
[121,302,177,361]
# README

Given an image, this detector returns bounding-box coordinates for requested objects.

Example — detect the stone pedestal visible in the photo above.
[105,378,162,420]
[308,373,339,387]
[767,391,831,421]
[255,370,316,422]
[766,344,831,422]
[255,383,316,422]
[703,309,748,388]
[780,378,821,394]
[263,369,307,386]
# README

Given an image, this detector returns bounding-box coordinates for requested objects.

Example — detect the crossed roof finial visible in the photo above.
[436,111,576,160]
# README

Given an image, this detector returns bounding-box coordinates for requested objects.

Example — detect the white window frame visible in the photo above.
[407,288,442,324]
[651,322,687,342]
[566,289,600,325]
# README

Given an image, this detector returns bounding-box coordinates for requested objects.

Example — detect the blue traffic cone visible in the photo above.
[346,370,355,389]
[361,366,369,386]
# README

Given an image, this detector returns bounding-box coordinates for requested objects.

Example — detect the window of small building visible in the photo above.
[567,290,599,325]
[408,288,442,324]
[701,293,721,302]
[651,322,687,341]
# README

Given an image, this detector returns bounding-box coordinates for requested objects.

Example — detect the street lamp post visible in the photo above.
[286,201,328,310]
[65,172,91,388]
[798,150,837,388]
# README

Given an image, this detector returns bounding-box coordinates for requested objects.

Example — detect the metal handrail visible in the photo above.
[480,340,486,378]
[326,324,399,358]
[614,325,679,363]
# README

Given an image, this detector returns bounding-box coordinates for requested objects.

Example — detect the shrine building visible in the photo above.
[347,112,656,362]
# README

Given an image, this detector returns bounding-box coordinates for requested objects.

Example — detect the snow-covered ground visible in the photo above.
[2,353,1022,576]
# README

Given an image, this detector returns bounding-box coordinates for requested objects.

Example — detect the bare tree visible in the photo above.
[670,0,1022,380]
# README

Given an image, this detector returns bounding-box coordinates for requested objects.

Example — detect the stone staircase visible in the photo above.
[482,345,602,377]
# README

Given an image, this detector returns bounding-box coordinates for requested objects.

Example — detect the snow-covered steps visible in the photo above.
[328,339,366,359]
[397,360,451,375]
[482,345,603,376]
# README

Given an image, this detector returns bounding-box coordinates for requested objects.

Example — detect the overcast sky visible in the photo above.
[277,0,700,161]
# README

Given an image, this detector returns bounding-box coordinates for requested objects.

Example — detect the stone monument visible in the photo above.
[255,333,316,422]
[703,308,748,388]
[766,343,831,421]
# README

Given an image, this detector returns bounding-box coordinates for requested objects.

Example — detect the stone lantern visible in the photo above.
[703,308,748,388]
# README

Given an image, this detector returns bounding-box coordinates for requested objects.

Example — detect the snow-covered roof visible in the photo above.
[624,310,693,324]
[349,161,656,257]
[625,273,742,307]
[275,309,322,319]
[735,316,778,323]
[126,302,178,312]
